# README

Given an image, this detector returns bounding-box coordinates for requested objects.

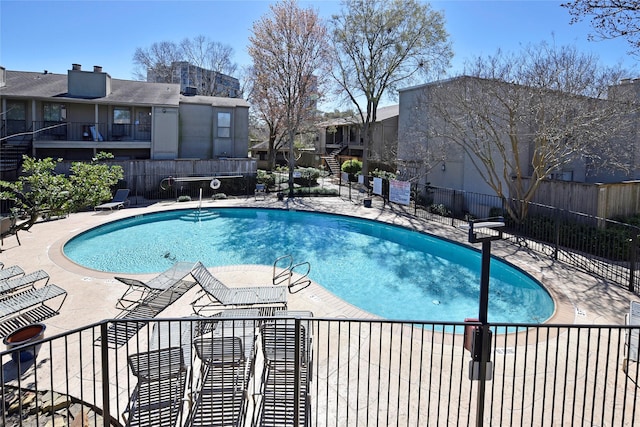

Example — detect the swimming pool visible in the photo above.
[63,208,555,323]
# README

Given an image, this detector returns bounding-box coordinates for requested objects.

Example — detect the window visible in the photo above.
[113,107,131,124]
[43,103,66,122]
[6,101,26,135]
[217,112,231,138]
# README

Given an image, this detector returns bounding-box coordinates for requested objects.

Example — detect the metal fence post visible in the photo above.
[629,232,638,293]
[100,322,111,427]
[294,317,302,427]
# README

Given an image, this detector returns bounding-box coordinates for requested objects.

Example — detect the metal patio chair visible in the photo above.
[123,347,189,427]
[256,311,313,427]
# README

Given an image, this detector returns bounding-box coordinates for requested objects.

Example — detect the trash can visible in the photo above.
[363,198,372,208]
[3,323,46,363]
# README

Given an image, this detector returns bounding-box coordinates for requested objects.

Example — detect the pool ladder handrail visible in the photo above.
[273,255,312,294]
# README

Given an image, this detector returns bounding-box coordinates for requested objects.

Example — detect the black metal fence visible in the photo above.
[1,316,638,426]
[404,186,640,296]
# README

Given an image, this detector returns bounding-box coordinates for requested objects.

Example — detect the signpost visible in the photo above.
[462,217,505,426]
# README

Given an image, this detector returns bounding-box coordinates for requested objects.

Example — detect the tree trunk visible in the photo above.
[288,129,295,198]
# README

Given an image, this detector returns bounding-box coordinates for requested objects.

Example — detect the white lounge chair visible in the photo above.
[0,283,67,338]
[95,188,130,210]
[115,262,196,310]
[190,262,287,315]
[0,270,49,295]
[0,265,24,282]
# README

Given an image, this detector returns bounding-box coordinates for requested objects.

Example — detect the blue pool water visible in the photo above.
[63,208,554,323]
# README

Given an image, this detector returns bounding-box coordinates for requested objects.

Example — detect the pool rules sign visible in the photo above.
[389,179,411,205]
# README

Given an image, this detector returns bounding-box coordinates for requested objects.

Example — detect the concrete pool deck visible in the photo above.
[1,194,638,339]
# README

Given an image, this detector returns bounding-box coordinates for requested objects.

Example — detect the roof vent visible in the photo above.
[93,65,102,73]
[72,63,81,71]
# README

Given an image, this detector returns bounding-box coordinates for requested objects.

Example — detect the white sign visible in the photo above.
[389,179,411,205]
[358,174,364,184]
[373,177,383,195]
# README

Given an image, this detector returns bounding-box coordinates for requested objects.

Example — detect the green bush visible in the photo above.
[257,170,276,188]
[294,167,321,187]
[0,153,123,225]
[370,168,396,180]
[341,159,362,175]
[429,203,451,217]
[292,187,339,197]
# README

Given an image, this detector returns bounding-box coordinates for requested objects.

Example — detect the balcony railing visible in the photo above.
[32,121,151,142]
[1,316,638,426]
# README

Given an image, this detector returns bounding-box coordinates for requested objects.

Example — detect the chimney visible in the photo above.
[72,63,81,71]
[93,65,102,73]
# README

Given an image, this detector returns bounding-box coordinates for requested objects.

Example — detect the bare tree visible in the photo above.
[132,41,182,82]
[411,42,635,221]
[248,0,331,196]
[133,36,237,96]
[563,0,640,54]
[180,35,238,96]
[245,65,288,170]
[330,0,452,177]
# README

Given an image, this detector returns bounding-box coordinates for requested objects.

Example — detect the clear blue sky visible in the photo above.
[1,1,636,93]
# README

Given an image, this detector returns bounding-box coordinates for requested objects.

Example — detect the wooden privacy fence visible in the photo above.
[524,178,640,219]
[56,158,257,195]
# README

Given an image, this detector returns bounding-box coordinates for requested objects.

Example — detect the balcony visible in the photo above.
[32,121,151,151]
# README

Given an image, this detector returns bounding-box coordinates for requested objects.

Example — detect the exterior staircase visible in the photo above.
[321,146,343,176]
[0,140,31,180]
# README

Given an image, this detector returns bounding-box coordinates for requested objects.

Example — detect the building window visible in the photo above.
[43,103,66,122]
[6,101,26,135]
[114,107,131,124]
[217,112,231,138]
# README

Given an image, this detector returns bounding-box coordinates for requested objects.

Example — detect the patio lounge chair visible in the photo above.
[0,283,67,338]
[190,262,287,315]
[123,347,189,427]
[95,188,130,211]
[623,300,640,373]
[256,311,313,427]
[116,262,196,310]
[0,265,24,282]
[0,269,49,295]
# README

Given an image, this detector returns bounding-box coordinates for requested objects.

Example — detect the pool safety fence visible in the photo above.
[1,316,639,426]
[408,186,640,296]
